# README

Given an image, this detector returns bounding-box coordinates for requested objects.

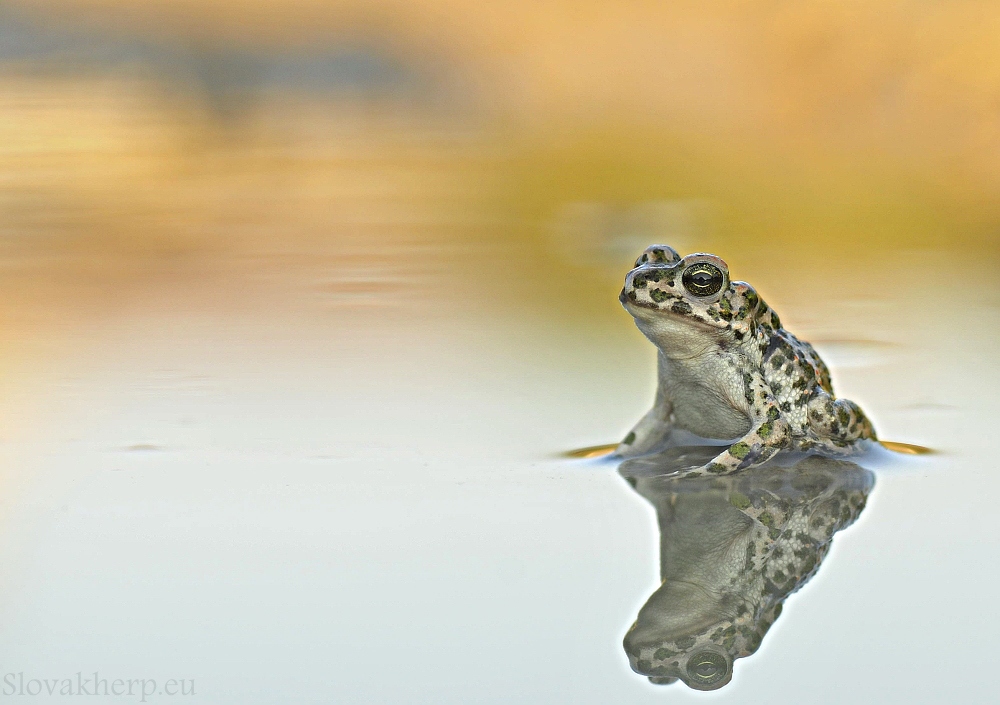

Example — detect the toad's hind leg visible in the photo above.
[807,392,877,447]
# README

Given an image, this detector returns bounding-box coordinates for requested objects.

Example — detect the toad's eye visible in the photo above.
[682,263,724,297]
[686,650,728,687]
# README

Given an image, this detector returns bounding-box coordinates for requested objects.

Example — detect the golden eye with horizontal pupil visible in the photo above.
[682,263,724,297]
[686,651,728,686]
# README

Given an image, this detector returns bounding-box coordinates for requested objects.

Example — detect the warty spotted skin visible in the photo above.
[617,245,876,476]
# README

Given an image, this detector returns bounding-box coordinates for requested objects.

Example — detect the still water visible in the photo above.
[0,243,993,704]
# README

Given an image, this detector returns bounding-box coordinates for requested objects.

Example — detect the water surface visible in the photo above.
[0,247,994,704]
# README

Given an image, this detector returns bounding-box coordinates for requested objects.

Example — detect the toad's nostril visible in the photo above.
[649,676,678,685]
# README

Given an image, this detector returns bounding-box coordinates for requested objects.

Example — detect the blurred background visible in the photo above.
[0,2,998,703]
[3,0,1000,326]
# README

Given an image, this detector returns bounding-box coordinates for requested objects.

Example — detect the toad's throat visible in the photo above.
[628,304,726,345]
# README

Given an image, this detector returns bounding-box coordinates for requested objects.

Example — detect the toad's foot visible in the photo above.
[807,392,877,446]
[676,408,791,478]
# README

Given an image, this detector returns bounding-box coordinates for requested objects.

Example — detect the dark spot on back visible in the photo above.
[763,337,782,359]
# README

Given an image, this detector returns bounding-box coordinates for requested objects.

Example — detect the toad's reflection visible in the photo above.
[619,446,874,690]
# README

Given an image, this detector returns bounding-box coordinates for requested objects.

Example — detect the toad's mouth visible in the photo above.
[619,286,671,311]
[620,287,722,336]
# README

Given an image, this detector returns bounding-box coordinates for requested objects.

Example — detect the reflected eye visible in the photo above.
[686,651,728,686]
[682,264,724,297]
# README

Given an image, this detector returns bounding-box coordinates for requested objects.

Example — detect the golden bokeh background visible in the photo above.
[3,0,1000,332]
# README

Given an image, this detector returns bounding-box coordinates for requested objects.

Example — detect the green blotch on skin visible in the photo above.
[623,431,636,445]
[758,422,773,438]
[730,442,750,459]
[729,492,751,509]
[654,648,678,660]
[650,289,668,303]
[675,636,696,650]
[758,511,774,527]
[801,555,817,575]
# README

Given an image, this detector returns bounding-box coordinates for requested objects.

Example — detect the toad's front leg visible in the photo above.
[615,388,673,458]
[679,392,790,478]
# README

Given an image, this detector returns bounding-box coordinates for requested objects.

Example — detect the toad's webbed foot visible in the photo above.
[807,392,877,446]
